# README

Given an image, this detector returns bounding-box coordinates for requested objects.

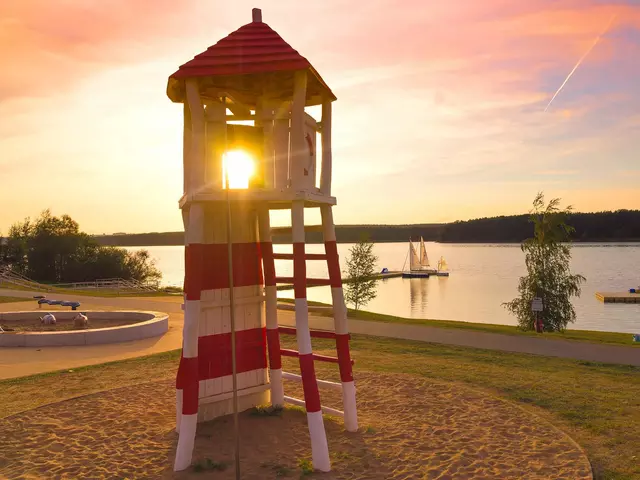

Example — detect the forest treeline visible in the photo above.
[91,210,640,246]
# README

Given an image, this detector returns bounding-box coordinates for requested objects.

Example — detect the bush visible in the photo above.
[0,210,161,286]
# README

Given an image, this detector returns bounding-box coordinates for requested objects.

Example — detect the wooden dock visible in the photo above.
[376,271,403,280]
[595,292,640,303]
[276,271,403,291]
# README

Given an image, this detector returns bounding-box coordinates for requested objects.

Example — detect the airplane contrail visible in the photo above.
[544,14,617,112]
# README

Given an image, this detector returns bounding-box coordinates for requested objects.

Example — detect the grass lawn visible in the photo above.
[0,296,29,304]
[278,298,639,347]
[2,336,638,479]
[0,281,180,298]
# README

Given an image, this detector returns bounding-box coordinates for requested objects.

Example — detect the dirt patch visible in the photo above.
[0,372,591,479]
[0,316,138,332]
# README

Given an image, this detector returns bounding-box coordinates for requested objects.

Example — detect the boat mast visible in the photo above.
[409,237,413,270]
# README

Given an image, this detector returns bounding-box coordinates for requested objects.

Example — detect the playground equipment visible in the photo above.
[35,296,81,311]
[169,8,357,473]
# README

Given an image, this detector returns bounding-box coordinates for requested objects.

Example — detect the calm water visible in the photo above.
[127,243,640,334]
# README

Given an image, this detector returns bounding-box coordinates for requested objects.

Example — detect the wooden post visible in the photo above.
[320,99,332,196]
[260,100,275,189]
[290,71,308,190]
[185,79,206,192]
[273,102,290,189]
[183,102,192,194]
[257,207,284,405]
[205,99,226,190]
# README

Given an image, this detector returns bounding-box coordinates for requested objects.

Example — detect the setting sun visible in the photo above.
[222,150,255,189]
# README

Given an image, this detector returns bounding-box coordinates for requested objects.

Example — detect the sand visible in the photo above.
[0,372,591,480]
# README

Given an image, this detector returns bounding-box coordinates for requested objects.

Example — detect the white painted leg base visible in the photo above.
[175,389,183,433]
[270,368,284,406]
[341,381,358,432]
[174,413,197,471]
[307,410,331,472]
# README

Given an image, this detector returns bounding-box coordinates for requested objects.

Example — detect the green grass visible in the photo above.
[1,336,638,479]
[277,298,638,347]
[192,458,227,472]
[260,462,292,477]
[297,458,314,476]
[0,280,180,298]
[0,296,29,304]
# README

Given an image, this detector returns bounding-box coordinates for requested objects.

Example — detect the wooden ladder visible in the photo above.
[257,202,358,472]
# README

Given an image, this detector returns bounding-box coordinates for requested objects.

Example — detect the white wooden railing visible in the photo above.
[0,266,158,293]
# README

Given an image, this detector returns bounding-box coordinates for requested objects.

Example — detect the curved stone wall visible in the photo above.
[0,311,169,347]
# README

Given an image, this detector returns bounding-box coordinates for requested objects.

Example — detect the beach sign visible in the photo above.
[531,297,544,312]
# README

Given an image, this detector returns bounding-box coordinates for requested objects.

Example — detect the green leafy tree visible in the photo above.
[4,210,161,286]
[504,193,586,332]
[343,236,378,311]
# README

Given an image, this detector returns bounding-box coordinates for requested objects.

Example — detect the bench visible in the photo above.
[34,296,81,311]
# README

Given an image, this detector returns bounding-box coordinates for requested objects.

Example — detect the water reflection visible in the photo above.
[409,278,429,315]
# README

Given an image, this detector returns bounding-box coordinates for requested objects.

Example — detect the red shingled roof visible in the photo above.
[167,19,335,105]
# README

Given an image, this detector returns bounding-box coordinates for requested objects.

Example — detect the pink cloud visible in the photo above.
[0,0,199,100]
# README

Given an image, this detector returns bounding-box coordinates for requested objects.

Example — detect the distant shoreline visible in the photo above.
[92,235,640,247]
[54,209,640,247]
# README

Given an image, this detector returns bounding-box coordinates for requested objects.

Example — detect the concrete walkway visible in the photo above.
[1,289,638,380]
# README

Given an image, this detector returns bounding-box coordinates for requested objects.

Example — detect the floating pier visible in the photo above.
[595,292,640,303]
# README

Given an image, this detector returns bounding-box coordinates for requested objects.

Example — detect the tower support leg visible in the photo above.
[292,201,331,472]
[174,204,204,471]
[258,207,284,406]
[321,205,358,432]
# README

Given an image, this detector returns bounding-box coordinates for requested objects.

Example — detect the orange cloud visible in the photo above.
[0,0,197,100]
[1,0,639,232]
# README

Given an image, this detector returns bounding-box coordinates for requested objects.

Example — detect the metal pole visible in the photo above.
[223,96,241,480]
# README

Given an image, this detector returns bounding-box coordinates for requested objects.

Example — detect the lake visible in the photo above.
[126,243,640,334]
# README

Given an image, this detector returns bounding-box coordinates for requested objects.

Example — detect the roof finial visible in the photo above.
[252,8,262,22]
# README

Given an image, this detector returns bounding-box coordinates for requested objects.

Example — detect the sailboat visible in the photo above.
[436,256,450,277]
[402,237,437,278]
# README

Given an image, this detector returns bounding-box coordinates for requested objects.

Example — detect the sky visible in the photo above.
[1,0,639,234]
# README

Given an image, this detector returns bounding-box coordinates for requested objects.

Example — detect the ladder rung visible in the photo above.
[275,277,332,286]
[272,253,328,260]
[279,326,348,340]
[280,349,354,365]
[281,371,342,390]
[283,395,344,417]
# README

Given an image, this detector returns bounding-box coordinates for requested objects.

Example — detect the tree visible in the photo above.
[343,236,378,311]
[503,193,586,332]
[3,210,161,286]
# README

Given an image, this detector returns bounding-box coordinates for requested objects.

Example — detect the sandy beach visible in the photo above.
[0,372,592,479]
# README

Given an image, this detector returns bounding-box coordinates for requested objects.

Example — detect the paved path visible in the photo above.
[1,289,638,380]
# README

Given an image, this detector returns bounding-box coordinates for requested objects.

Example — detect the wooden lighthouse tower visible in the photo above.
[168,8,357,473]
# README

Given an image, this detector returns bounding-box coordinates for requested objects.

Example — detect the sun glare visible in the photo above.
[222,150,255,189]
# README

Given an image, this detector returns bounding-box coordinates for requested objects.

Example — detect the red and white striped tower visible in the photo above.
[321,205,358,432]
[292,201,331,471]
[167,8,356,474]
